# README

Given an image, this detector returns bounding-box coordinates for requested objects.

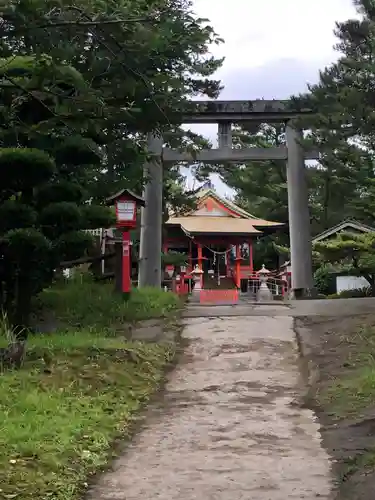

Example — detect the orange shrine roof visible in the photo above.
[166,188,284,236]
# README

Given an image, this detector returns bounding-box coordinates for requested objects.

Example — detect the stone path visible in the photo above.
[184,296,375,318]
[88,314,333,500]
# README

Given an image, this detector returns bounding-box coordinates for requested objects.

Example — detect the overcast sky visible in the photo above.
[183,0,359,195]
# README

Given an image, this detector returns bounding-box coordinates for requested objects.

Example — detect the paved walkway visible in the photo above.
[89,314,333,500]
[184,296,375,318]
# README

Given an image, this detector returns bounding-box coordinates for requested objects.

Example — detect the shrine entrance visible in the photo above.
[201,245,227,274]
[140,100,320,299]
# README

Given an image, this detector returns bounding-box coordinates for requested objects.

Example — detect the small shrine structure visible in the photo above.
[164,188,284,289]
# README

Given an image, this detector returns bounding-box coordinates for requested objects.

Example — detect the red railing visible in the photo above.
[171,276,191,295]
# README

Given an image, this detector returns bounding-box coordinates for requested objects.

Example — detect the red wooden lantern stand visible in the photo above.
[106,189,145,298]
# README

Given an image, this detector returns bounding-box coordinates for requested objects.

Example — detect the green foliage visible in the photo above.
[252,237,281,270]
[3,228,51,264]
[0,336,173,499]
[328,288,372,299]
[0,201,37,232]
[314,231,375,294]
[314,232,375,269]
[2,229,54,312]
[314,264,337,295]
[54,231,94,263]
[0,59,113,328]
[0,0,224,326]
[81,205,115,230]
[54,137,101,167]
[162,251,188,266]
[219,1,375,249]
[0,148,56,191]
[36,277,181,330]
[39,202,83,235]
[219,124,289,224]
[290,0,375,229]
[0,0,223,204]
[35,181,85,206]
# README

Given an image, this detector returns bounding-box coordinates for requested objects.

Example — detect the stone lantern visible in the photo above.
[191,264,204,293]
[257,264,273,301]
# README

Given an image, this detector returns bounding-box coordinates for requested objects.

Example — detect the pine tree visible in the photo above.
[293,0,375,228]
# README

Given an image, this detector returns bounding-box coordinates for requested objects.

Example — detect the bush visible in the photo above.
[314,264,337,295]
[33,276,181,331]
[327,287,372,299]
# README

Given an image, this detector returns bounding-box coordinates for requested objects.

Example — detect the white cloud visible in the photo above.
[194,0,358,71]
[181,0,359,196]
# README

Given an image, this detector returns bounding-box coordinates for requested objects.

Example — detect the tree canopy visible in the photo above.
[219,0,375,268]
[0,0,224,329]
[313,232,375,295]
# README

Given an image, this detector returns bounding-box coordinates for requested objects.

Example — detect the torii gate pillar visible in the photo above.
[138,133,164,288]
[286,123,315,298]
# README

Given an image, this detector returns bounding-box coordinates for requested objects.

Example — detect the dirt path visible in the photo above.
[88,315,333,500]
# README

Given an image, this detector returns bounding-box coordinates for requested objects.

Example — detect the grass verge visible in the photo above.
[33,277,182,332]
[318,325,375,419]
[316,321,375,483]
[0,278,183,500]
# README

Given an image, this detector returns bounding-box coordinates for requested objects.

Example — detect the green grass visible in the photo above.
[33,277,182,332]
[318,325,375,420]
[320,365,375,418]
[0,278,182,500]
[339,449,375,482]
[0,331,176,500]
[316,324,375,480]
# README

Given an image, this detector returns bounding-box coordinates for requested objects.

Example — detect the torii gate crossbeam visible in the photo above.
[138,100,317,299]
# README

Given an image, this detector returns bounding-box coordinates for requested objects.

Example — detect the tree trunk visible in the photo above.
[364,274,375,296]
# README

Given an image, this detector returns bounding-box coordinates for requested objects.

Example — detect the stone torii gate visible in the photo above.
[138,100,318,298]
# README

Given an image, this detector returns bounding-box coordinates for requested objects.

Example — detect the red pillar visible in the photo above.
[197,243,203,288]
[235,244,241,288]
[226,244,232,277]
[122,231,131,295]
[249,240,254,275]
[162,241,168,276]
[188,239,192,273]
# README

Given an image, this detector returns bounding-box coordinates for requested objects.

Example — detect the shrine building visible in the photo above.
[164,188,284,289]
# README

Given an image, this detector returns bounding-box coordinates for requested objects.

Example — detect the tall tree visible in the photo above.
[314,231,375,295]
[0,55,114,331]
[220,123,289,223]
[0,0,223,202]
[291,0,375,229]
[0,0,224,323]
[221,0,375,247]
